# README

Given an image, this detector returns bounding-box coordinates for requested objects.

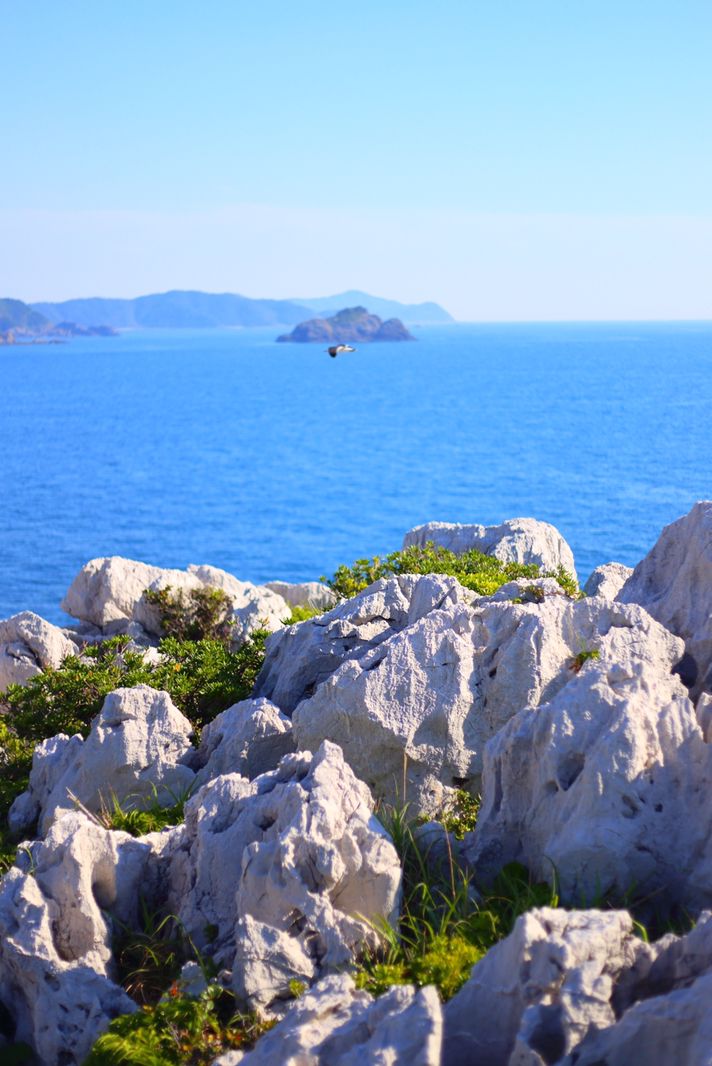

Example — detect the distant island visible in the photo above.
[277,306,416,344]
[0,298,116,345]
[29,289,453,329]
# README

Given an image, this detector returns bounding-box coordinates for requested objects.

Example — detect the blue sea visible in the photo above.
[1,322,711,625]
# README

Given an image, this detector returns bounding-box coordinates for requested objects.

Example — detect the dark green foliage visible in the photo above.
[357,807,558,1001]
[142,586,234,645]
[324,542,580,600]
[83,984,274,1065]
[436,790,480,840]
[0,632,267,839]
[113,905,187,1008]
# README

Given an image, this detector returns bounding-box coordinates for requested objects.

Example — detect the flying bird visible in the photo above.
[326,345,356,358]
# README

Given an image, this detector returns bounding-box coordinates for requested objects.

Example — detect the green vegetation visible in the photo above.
[436,790,480,840]
[83,983,274,1066]
[143,585,235,645]
[284,603,323,624]
[323,542,580,601]
[358,805,558,1000]
[570,644,601,673]
[0,630,267,851]
[99,787,191,838]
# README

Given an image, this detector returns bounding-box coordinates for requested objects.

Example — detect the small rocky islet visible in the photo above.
[1,506,712,1064]
[276,305,415,344]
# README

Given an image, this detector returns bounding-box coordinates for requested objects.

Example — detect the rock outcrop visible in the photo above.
[617,500,712,699]
[291,586,666,816]
[9,685,196,836]
[0,611,77,691]
[444,906,712,1066]
[583,561,633,600]
[217,973,442,1065]
[7,504,712,1064]
[402,517,576,578]
[62,556,290,642]
[168,742,401,1012]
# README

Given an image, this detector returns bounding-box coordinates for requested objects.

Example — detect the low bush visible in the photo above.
[143,585,235,645]
[0,631,267,844]
[323,542,580,600]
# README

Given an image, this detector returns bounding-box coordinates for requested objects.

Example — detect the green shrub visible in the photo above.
[436,790,480,840]
[0,631,267,838]
[83,984,273,1066]
[143,586,235,645]
[323,542,580,601]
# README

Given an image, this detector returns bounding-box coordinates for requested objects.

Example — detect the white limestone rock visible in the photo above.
[443,907,656,1066]
[0,611,77,691]
[218,973,442,1066]
[0,819,148,1065]
[10,685,196,836]
[255,573,470,714]
[62,556,290,641]
[463,606,712,910]
[583,562,633,600]
[556,911,712,1066]
[617,501,712,698]
[265,580,337,612]
[194,697,295,787]
[293,595,663,816]
[168,742,401,1011]
[62,556,181,628]
[403,517,576,578]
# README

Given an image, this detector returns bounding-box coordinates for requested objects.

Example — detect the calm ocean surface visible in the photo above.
[1,322,710,624]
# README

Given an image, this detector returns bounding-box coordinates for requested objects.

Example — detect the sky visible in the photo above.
[2,1,711,320]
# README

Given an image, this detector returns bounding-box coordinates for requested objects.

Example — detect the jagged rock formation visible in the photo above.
[0,611,78,689]
[4,503,712,1064]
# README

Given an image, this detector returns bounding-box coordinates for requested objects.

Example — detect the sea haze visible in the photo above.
[1,322,710,623]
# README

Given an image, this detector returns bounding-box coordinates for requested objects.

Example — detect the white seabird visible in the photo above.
[326,344,356,358]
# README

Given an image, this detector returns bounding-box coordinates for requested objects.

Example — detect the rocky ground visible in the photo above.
[1,505,711,1064]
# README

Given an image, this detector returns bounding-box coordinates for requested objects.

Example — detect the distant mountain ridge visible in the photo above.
[32,291,314,330]
[32,290,454,329]
[0,298,115,344]
[295,290,454,325]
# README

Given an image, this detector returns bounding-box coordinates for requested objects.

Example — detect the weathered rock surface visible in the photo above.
[444,905,712,1066]
[216,973,442,1065]
[464,604,712,910]
[62,556,290,641]
[0,813,153,1065]
[265,579,336,611]
[583,561,633,600]
[256,573,467,715]
[168,742,401,1012]
[617,500,712,699]
[293,593,667,816]
[194,697,295,786]
[558,911,712,1066]
[0,610,77,691]
[10,685,195,836]
[403,517,576,577]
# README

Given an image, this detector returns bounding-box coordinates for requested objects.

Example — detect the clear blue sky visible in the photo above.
[2,1,711,319]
